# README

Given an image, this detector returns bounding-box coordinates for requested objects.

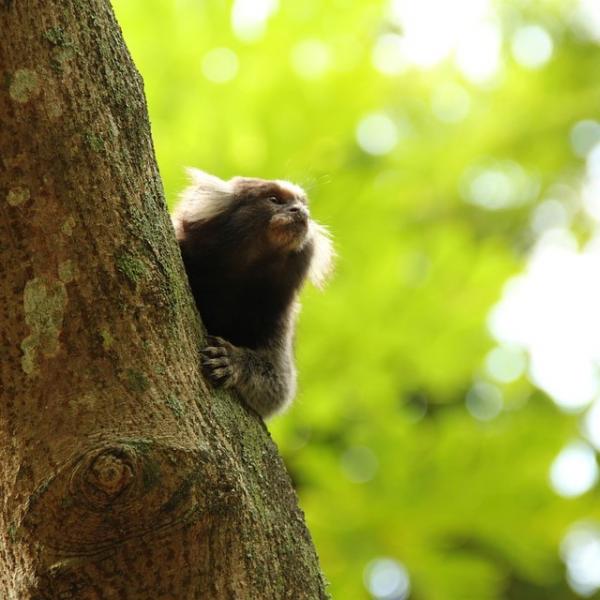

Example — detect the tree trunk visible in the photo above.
[0,2,328,598]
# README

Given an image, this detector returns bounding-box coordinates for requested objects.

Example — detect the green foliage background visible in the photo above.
[112,0,600,597]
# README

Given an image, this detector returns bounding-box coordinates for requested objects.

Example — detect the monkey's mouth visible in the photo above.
[268,213,309,249]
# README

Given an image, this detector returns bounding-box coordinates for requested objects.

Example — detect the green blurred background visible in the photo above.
[112,0,600,597]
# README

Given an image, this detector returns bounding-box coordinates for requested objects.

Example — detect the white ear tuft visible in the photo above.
[186,168,231,193]
[308,222,335,289]
[172,168,235,234]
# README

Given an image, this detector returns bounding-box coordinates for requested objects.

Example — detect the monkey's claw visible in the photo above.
[201,336,241,389]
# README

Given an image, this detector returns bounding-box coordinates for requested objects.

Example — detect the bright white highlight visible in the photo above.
[582,143,600,222]
[389,0,494,68]
[202,48,239,84]
[356,113,399,156]
[586,142,600,180]
[573,0,600,43]
[550,441,598,498]
[291,39,332,80]
[382,0,503,83]
[511,25,554,70]
[582,177,600,222]
[364,558,411,600]
[489,230,600,411]
[583,400,600,451]
[231,0,278,42]
[561,523,600,596]
[455,21,502,84]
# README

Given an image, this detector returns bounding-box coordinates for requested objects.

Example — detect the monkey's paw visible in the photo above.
[200,336,243,389]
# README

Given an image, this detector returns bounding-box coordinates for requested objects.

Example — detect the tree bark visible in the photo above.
[0,1,328,598]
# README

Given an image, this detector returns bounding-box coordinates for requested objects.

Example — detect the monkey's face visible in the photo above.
[231,178,311,253]
[267,195,310,251]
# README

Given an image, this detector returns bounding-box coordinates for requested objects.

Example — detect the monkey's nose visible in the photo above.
[288,204,309,218]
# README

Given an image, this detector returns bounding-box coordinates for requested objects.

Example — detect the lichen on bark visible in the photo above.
[21,276,68,375]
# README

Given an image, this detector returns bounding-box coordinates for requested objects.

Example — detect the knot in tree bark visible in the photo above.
[86,451,133,497]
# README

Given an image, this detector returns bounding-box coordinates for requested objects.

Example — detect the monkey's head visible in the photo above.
[230,176,311,253]
[172,169,334,287]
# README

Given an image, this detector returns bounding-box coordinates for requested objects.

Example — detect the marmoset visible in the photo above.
[172,169,333,418]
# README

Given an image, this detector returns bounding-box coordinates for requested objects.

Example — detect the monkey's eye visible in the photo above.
[267,195,286,205]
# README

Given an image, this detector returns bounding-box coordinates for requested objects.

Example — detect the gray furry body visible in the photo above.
[172,169,332,418]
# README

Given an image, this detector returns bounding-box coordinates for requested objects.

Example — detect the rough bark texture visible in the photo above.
[0,1,328,598]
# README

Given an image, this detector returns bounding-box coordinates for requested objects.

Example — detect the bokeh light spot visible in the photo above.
[341,446,379,484]
[570,120,600,158]
[561,523,600,596]
[572,0,600,43]
[356,113,399,156]
[485,346,526,384]
[231,0,278,42]
[489,230,600,412]
[582,177,600,223]
[372,33,408,76]
[511,25,554,70]
[454,21,502,84]
[530,199,570,235]
[202,48,239,83]
[431,82,471,123]
[461,161,538,210]
[389,0,494,70]
[364,558,411,600]
[466,381,503,421]
[582,143,600,222]
[586,141,600,180]
[291,39,332,80]
[583,401,600,451]
[550,441,598,498]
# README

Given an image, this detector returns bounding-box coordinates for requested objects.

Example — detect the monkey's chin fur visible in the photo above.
[268,214,309,251]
